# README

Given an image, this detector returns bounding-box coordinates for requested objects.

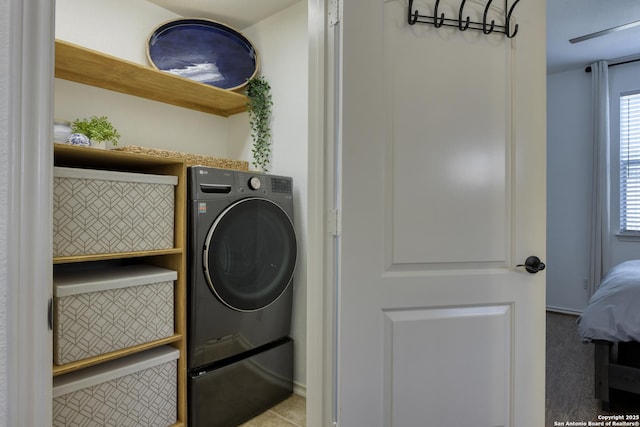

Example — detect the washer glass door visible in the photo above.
[203,197,297,311]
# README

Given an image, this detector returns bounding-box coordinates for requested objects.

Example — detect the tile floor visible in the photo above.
[239,394,306,427]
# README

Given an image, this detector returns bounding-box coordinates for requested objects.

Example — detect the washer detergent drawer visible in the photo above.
[188,338,293,427]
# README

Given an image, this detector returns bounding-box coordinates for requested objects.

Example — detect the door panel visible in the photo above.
[387,4,509,265]
[383,305,510,426]
[336,0,546,425]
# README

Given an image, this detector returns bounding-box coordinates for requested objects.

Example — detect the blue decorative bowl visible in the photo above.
[147,18,259,92]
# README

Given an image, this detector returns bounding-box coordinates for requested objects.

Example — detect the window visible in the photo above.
[620,91,640,232]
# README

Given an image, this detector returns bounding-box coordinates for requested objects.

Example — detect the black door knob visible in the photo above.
[517,256,546,274]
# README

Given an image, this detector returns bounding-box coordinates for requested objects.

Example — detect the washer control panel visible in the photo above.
[237,173,267,194]
[189,166,293,201]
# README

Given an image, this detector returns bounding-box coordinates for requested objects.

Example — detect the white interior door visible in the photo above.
[334,0,546,425]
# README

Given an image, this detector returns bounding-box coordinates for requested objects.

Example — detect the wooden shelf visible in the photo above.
[53,248,182,264]
[52,334,183,376]
[55,39,248,117]
[54,142,185,170]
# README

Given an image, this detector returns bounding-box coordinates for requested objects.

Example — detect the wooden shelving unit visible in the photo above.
[55,39,248,117]
[53,144,188,426]
[52,35,243,425]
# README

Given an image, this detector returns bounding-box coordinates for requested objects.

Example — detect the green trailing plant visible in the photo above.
[246,76,273,172]
[71,115,121,145]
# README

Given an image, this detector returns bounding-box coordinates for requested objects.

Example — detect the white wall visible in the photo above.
[546,68,593,312]
[54,0,309,389]
[547,61,640,312]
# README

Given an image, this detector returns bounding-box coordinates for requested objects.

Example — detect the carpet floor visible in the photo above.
[546,311,640,426]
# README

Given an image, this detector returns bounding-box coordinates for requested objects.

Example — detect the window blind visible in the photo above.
[620,92,640,232]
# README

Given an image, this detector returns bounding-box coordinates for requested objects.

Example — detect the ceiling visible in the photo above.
[547,0,640,74]
[148,0,640,74]
[146,0,300,30]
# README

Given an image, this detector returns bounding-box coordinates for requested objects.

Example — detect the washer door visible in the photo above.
[203,197,297,311]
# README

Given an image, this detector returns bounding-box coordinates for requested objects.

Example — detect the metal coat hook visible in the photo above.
[458,0,471,31]
[408,0,420,25]
[505,0,521,38]
[433,0,445,28]
[407,0,522,38]
[482,0,496,34]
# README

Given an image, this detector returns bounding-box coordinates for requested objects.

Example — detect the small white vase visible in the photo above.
[53,120,72,143]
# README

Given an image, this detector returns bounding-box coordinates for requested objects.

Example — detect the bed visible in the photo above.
[577,259,640,410]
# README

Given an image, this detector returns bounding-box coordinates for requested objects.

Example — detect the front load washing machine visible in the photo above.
[187,166,297,426]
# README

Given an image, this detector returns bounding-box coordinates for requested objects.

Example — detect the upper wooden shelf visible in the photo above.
[55,39,248,117]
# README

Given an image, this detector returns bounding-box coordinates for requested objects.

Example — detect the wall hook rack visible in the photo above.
[408,0,521,38]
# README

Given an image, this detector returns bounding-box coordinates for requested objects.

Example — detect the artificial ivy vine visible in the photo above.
[246,76,273,172]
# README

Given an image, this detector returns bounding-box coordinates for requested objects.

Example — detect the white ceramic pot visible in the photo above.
[89,139,106,150]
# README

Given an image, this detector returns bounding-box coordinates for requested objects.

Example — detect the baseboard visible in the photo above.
[546,305,582,316]
[293,381,306,398]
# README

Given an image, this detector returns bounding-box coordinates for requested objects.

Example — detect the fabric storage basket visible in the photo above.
[53,166,178,257]
[54,264,177,365]
[53,346,179,427]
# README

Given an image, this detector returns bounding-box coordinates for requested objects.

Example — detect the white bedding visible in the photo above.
[577,260,640,343]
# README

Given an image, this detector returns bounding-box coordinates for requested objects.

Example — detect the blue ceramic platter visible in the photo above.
[147,18,258,91]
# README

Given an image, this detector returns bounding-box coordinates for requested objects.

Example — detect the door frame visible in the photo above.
[306,0,336,425]
[5,0,55,424]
